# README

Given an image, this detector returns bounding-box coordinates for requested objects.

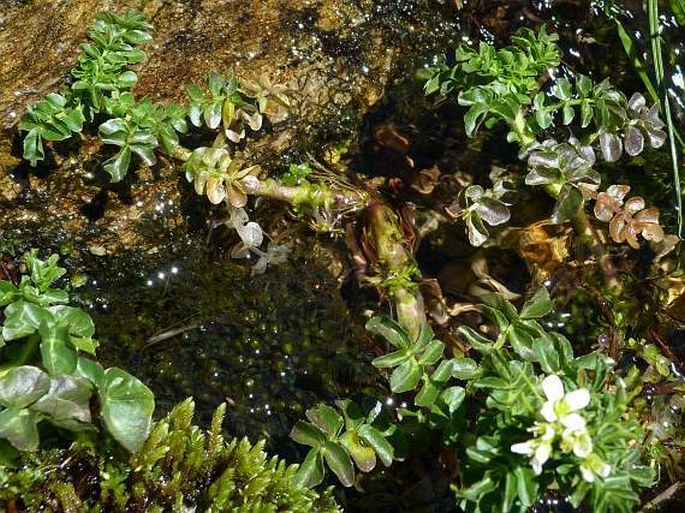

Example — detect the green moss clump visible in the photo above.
[0,399,340,512]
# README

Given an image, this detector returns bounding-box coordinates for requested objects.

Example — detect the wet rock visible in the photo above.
[0,0,460,266]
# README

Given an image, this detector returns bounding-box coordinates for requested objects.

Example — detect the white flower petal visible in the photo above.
[511,442,534,455]
[572,432,593,458]
[540,402,558,422]
[564,388,591,411]
[560,413,586,430]
[540,423,556,441]
[533,443,551,468]
[580,462,596,482]
[542,375,565,401]
[598,462,611,478]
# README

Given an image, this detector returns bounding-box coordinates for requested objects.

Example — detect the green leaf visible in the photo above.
[290,421,327,448]
[0,366,50,409]
[424,73,441,95]
[514,466,538,507]
[389,358,422,393]
[550,332,574,366]
[357,424,394,467]
[520,287,553,319]
[68,336,98,355]
[552,184,583,224]
[551,77,572,100]
[2,301,53,340]
[365,316,412,350]
[372,350,409,369]
[461,475,496,502]
[335,399,366,431]
[98,118,128,144]
[463,102,490,137]
[305,404,344,438]
[131,142,157,166]
[322,441,355,487]
[440,386,466,414]
[415,379,441,407]
[340,431,376,472]
[533,336,560,374]
[580,100,594,127]
[76,357,104,388]
[31,375,93,431]
[99,367,155,452]
[474,376,509,389]
[502,471,518,512]
[293,448,325,488]
[418,340,444,366]
[0,408,40,451]
[39,323,77,375]
[507,322,536,360]
[431,358,455,382]
[0,281,19,307]
[452,358,479,380]
[457,326,494,353]
[562,104,575,125]
[22,128,44,166]
[103,146,132,182]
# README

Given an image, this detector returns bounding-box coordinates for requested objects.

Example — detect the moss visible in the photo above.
[0,399,340,512]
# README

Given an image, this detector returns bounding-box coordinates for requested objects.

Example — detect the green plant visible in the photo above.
[455,292,653,513]
[291,288,655,512]
[290,400,397,488]
[0,399,340,512]
[423,27,668,248]
[0,251,154,453]
[14,10,683,512]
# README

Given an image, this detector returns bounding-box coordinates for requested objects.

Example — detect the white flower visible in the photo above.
[579,453,611,482]
[539,375,591,423]
[511,422,555,475]
[559,414,593,458]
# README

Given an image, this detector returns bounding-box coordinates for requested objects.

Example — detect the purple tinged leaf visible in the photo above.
[205,177,226,205]
[599,131,622,162]
[624,125,644,156]
[607,184,631,201]
[525,167,558,186]
[645,126,667,148]
[464,185,484,201]
[466,214,489,247]
[528,150,560,170]
[627,92,646,112]
[624,196,646,214]
[644,104,665,128]
[476,198,510,226]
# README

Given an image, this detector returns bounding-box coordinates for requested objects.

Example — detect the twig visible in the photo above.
[639,482,685,512]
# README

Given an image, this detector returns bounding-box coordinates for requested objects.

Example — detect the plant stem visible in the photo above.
[250,178,368,212]
[365,201,426,339]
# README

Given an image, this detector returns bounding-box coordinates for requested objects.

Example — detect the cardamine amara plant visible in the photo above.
[13,9,683,513]
[422,27,667,248]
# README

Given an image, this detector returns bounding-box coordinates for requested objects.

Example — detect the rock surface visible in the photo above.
[0,0,459,265]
